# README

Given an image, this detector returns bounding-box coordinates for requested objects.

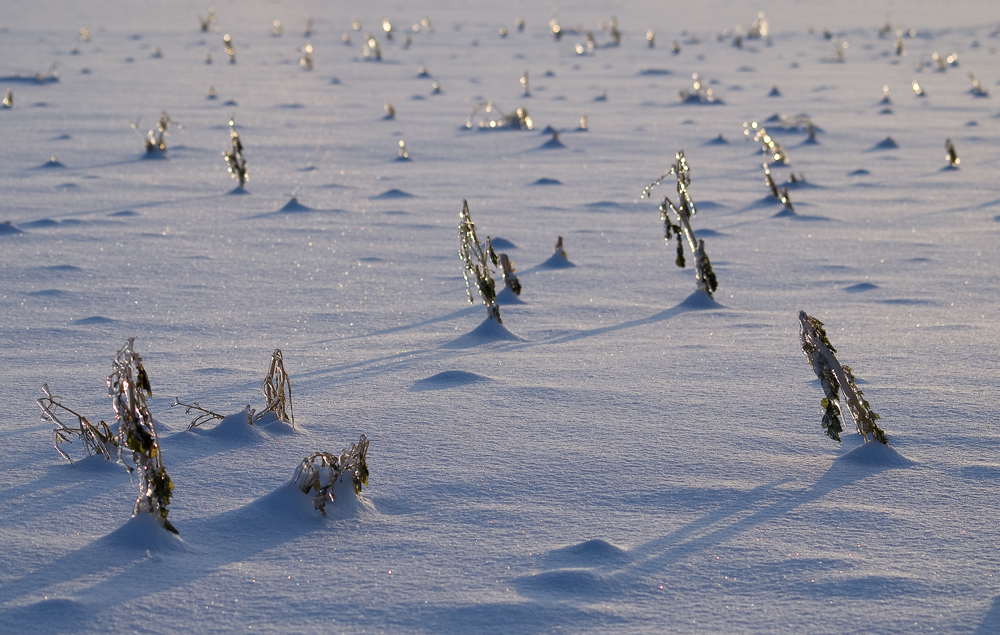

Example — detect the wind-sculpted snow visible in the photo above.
[1,1,999,633]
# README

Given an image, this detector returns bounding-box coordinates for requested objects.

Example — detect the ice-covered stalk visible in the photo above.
[498,253,521,295]
[744,121,788,164]
[223,116,248,187]
[259,349,294,427]
[641,150,718,298]
[763,163,780,198]
[292,435,370,517]
[39,384,117,462]
[458,200,502,323]
[799,311,887,444]
[554,236,566,257]
[945,139,959,167]
[108,338,178,533]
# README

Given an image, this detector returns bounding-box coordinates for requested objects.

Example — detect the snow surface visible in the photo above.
[2,1,1000,633]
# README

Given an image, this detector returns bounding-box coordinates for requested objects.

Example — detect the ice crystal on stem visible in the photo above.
[458,200,502,323]
[799,312,887,444]
[292,436,370,517]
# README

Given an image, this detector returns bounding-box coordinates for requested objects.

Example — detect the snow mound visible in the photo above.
[638,68,672,75]
[228,186,249,195]
[37,157,66,169]
[442,317,521,348]
[109,210,138,217]
[837,441,914,468]
[540,538,630,568]
[495,287,525,305]
[530,177,562,185]
[190,410,269,444]
[278,197,313,212]
[677,289,723,309]
[769,86,782,97]
[844,282,879,293]
[2,598,91,632]
[98,513,186,552]
[256,480,374,520]
[0,221,23,235]
[489,237,517,250]
[22,218,60,228]
[538,135,566,150]
[72,316,115,325]
[706,134,728,145]
[411,370,490,391]
[538,252,576,269]
[371,188,415,200]
[871,136,898,150]
[255,410,296,435]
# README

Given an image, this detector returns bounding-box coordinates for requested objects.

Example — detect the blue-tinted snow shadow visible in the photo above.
[975,595,1000,634]
[0,485,354,623]
[539,290,722,346]
[312,305,479,343]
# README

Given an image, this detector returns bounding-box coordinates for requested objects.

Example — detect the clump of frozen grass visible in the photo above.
[945,139,959,167]
[3,88,11,108]
[799,312,887,444]
[272,19,282,36]
[362,33,382,60]
[763,163,780,198]
[967,73,988,97]
[911,80,926,97]
[259,349,294,427]
[173,349,295,430]
[223,34,235,63]
[641,150,719,298]
[223,115,248,188]
[39,384,117,462]
[300,42,313,70]
[645,30,655,47]
[398,139,409,159]
[747,12,769,39]
[129,111,171,153]
[458,200,502,323]
[678,73,719,104]
[465,101,533,130]
[108,338,178,533]
[384,102,395,119]
[520,70,529,96]
[198,6,217,32]
[292,435,369,517]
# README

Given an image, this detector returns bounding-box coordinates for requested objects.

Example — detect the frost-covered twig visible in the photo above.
[171,397,225,430]
[292,435,370,516]
[38,384,117,462]
[300,42,313,70]
[257,349,294,427]
[458,200,502,322]
[362,33,381,60]
[641,150,718,298]
[223,115,248,187]
[2,88,11,108]
[799,311,887,444]
[108,338,178,533]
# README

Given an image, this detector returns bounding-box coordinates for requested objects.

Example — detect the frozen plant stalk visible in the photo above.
[39,384,117,462]
[292,435,370,516]
[799,311,887,444]
[498,253,521,295]
[130,111,171,152]
[108,338,178,533]
[641,150,719,298]
[458,200,502,322]
[223,116,248,187]
[945,139,959,167]
[258,349,294,427]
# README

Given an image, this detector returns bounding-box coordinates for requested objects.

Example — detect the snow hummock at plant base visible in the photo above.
[187,409,268,444]
[3,0,1000,633]
[495,286,526,305]
[836,440,915,468]
[442,316,522,348]
[410,370,491,391]
[538,251,576,269]
[0,221,23,235]
[97,512,186,553]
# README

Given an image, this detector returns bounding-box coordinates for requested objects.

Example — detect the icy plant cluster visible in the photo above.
[292,435,370,517]
[799,312,888,444]
[641,150,718,298]
[458,200,502,323]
